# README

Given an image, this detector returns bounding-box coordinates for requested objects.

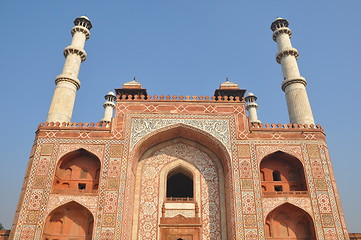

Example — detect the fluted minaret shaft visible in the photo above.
[271,18,314,125]
[46,16,92,123]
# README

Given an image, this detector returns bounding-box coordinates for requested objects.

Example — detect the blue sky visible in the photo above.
[0,0,360,233]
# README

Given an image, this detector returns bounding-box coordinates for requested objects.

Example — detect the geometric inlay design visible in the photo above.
[244,215,257,228]
[307,144,320,159]
[321,214,335,227]
[109,144,123,158]
[241,179,253,190]
[317,192,331,213]
[238,144,250,158]
[40,144,54,155]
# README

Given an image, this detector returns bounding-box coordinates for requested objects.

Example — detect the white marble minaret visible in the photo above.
[245,92,261,123]
[271,18,315,125]
[100,91,116,123]
[46,16,92,122]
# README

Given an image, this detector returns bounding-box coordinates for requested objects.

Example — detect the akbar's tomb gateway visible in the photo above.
[9,16,350,240]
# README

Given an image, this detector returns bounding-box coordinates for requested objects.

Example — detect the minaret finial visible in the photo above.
[271,18,314,124]
[46,16,92,123]
[226,77,229,82]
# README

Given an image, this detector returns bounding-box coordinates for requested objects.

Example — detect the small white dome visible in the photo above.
[247,92,255,97]
[80,16,90,21]
[106,91,116,96]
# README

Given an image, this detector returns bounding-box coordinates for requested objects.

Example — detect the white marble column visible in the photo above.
[271,18,315,125]
[47,16,92,123]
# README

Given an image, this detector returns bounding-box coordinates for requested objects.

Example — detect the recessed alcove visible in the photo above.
[260,151,307,196]
[52,149,101,195]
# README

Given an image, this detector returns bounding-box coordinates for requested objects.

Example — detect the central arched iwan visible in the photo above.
[125,124,235,240]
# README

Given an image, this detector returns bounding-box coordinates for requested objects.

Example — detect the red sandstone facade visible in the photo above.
[9,83,350,239]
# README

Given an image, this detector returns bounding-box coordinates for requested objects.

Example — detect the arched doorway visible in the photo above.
[52,149,101,194]
[265,203,316,240]
[260,151,307,195]
[42,201,94,240]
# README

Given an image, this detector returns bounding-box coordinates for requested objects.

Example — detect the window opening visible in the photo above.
[167,172,193,199]
[78,183,86,190]
[274,185,283,192]
[273,170,281,181]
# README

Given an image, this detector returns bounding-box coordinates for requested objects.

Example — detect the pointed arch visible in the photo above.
[260,151,307,194]
[43,201,94,240]
[159,159,202,205]
[265,203,316,240]
[166,166,194,199]
[52,148,101,194]
[130,123,231,173]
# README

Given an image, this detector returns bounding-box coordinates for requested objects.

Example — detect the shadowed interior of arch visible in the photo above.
[166,167,194,199]
[260,151,307,194]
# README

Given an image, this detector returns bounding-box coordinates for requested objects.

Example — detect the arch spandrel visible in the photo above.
[129,118,231,151]
[130,123,232,173]
[56,144,105,163]
[46,195,98,216]
[255,145,304,163]
[262,197,313,220]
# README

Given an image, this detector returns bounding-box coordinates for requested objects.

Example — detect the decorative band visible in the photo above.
[272,27,292,42]
[63,46,87,62]
[55,76,81,90]
[281,77,307,91]
[276,48,299,64]
[71,26,91,40]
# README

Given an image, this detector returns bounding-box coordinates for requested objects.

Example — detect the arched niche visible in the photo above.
[42,201,94,240]
[260,151,307,194]
[166,166,194,200]
[52,148,101,194]
[265,203,316,240]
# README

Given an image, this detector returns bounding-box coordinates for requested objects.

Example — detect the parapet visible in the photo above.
[116,94,245,102]
[38,122,111,131]
[250,122,324,132]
